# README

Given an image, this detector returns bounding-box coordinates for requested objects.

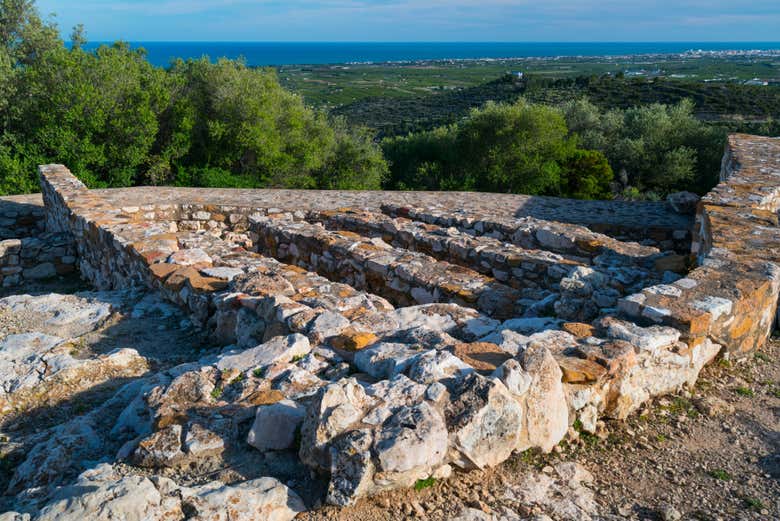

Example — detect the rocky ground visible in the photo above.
[0,276,777,520]
[299,337,780,521]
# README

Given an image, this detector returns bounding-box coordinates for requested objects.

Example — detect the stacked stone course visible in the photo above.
[23,133,779,508]
[0,193,76,287]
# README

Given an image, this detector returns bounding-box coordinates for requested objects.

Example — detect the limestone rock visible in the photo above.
[518,344,568,453]
[0,331,148,415]
[445,373,523,469]
[35,465,183,521]
[598,316,680,355]
[326,428,375,507]
[182,477,306,521]
[505,462,598,521]
[0,292,115,338]
[375,402,448,475]
[299,378,375,470]
[168,248,212,267]
[247,399,306,452]
[407,349,474,384]
[353,342,424,379]
[216,334,311,373]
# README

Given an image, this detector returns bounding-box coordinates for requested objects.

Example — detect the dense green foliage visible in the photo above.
[560,98,725,195]
[382,97,724,197]
[0,0,387,194]
[383,101,614,198]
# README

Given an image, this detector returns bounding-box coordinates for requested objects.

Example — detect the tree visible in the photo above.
[0,0,388,194]
[561,97,725,195]
[12,42,171,187]
[456,101,573,194]
[316,117,388,190]
[556,149,613,200]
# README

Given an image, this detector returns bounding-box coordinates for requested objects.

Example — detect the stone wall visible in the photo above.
[0,193,76,287]
[619,134,780,357]
[30,133,779,507]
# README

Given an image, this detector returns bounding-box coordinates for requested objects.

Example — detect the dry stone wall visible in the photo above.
[0,194,76,287]
[27,133,779,508]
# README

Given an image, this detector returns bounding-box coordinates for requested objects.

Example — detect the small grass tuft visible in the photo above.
[662,397,699,419]
[735,387,754,398]
[414,477,436,491]
[708,469,732,481]
[754,352,771,362]
[210,385,223,400]
[743,496,765,511]
[291,354,306,363]
[252,367,265,378]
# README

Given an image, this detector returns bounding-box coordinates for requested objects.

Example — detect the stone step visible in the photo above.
[249,216,525,320]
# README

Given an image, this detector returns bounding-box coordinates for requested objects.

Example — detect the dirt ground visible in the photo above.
[299,337,780,521]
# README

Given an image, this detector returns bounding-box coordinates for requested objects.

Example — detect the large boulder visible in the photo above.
[444,373,523,469]
[0,292,116,339]
[299,378,375,470]
[35,465,183,521]
[0,331,148,415]
[216,334,311,373]
[374,402,448,476]
[181,477,305,521]
[518,344,568,453]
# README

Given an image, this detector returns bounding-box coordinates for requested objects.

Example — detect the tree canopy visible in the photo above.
[0,0,388,194]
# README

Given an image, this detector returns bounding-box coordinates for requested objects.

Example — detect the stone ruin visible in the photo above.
[0,133,778,518]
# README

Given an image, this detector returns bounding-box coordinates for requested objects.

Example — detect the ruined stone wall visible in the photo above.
[620,134,780,357]
[0,193,76,287]
[31,133,780,506]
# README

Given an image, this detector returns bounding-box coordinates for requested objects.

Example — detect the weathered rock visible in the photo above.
[353,342,424,379]
[505,462,598,521]
[518,345,568,453]
[452,342,511,373]
[35,464,183,521]
[407,349,474,384]
[0,292,115,338]
[181,476,306,521]
[0,331,148,415]
[299,378,375,470]
[598,316,680,355]
[32,463,305,521]
[216,334,311,372]
[247,399,306,452]
[445,373,523,469]
[374,402,448,475]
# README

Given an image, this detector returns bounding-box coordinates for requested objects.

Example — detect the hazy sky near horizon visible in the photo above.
[36,0,780,42]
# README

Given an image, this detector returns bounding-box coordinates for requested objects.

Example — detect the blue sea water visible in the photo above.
[80,42,780,68]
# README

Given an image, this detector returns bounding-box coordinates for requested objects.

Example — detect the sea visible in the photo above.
[78,42,780,68]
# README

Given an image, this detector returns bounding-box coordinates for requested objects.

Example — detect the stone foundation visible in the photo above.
[26,133,779,507]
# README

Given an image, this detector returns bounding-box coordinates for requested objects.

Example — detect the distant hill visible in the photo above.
[333,74,780,137]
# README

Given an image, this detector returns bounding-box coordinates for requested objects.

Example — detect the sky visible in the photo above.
[35,0,780,42]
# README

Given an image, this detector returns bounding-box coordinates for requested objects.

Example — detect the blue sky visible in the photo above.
[36,0,780,42]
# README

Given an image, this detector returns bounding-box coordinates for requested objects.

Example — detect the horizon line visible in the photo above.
[80,40,780,44]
